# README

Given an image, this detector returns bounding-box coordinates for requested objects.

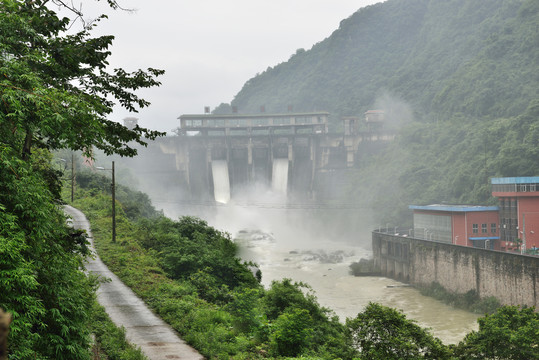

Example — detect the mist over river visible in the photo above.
[156,199,479,345]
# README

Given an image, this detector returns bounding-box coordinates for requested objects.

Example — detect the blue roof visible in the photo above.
[491,176,539,184]
[469,237,500,241]
[409,204,499,212]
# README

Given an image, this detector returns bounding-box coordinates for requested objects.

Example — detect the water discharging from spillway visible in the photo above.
[272,158,289,194]
[211,160,230,204]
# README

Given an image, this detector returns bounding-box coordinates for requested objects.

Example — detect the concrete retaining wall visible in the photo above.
[372,232,538,308]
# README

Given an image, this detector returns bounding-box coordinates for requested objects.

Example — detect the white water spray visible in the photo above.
[272,158,289,195]
[212,160,230,204]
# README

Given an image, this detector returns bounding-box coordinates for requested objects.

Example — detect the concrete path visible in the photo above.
[64,205,204,360]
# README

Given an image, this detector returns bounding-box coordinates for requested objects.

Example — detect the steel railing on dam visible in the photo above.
[372,231,539,308]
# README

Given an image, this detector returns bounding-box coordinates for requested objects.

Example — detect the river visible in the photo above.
[158,201,479,345]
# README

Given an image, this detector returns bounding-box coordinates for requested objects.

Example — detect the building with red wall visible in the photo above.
[492,176,539,252]
[409,205,500,249]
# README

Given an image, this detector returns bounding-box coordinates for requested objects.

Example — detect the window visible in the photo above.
[253,118,268,126]
[473,224,478,234]
[482,223,487,233]
[491,223,497,234]
[274,117,290,125]
[412,213,452,243]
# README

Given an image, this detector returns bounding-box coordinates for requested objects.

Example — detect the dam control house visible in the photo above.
[409,205,500,249]
[408,176,539,253]
[492,176,539,252]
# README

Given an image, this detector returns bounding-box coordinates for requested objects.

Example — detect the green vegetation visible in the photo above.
[217,0,539,224]
[0,147,95,359]
[90,303,148,360]
[73,169,538,359]
[2,0,538,358]
[72,169,354,359]
[453,305,539,360]
[346,302,451,360]
[0,0,163,357]
[419,282,501,315]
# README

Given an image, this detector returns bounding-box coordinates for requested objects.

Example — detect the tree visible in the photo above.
[0,0,164,160]
[455,305,539,360]
[0,146,97,359]
[346,302,451,359]
[0,1,165,357]
[269,308,314,357]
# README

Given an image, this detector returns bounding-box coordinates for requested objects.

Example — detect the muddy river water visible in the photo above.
[161,203,479,345]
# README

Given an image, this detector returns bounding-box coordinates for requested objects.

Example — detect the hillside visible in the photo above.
[217,0,539,224]
[226,0,538,121]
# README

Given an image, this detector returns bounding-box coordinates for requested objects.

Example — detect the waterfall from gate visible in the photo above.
[272,158,289,195]
[212,160,230,204]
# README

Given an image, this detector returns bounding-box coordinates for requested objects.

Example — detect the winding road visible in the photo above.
[64,205,204,360]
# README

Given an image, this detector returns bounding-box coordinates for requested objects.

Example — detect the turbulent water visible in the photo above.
[271,158,289,195]
[211,160,230,204]
[234,228,479,345]
[157,195,479,345]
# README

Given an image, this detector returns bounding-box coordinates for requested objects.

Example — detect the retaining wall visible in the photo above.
[372,232,538,308]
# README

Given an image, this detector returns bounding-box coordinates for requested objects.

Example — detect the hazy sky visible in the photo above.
[73,0,382,133]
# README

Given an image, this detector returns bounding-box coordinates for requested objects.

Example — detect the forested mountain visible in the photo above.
[218,0,539,224]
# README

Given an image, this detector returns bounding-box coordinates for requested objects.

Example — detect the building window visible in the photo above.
[253,118,268,126]
[491,223,497,234]
[482,223,487,233]
[473,224,478,234]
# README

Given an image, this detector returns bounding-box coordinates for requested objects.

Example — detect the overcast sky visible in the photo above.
[72,0,382,133]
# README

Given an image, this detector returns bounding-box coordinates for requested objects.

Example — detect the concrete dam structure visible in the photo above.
[154,111,395,202]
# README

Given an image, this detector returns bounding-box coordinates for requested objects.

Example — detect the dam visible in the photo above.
[150,111,395,202]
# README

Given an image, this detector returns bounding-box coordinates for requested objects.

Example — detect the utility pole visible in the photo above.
[96,161,116,243]
[111,161,116,243]
[71,153,75,202]
[521,214,526,255]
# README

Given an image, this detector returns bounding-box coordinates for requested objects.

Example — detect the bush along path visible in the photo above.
[64,205,204,360]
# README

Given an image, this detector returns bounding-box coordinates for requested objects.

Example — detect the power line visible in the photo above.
[149,199,368,210]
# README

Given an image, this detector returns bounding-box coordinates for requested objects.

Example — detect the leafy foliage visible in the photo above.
[0,0,164,357]
[0,0,164,159]
[269,308,314,357]
[455,305,539,360]
[75,169,161,221]
[135,216,260,300]
[346,302,451,359]
[0,145,95,359]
